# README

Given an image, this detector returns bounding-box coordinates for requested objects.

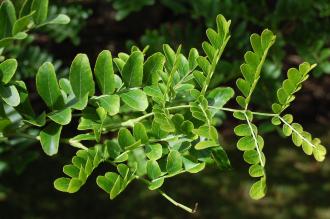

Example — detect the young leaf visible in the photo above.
[146,160,162,180]
[39,122,62,156]
[69,54,95,99]
[94,95,120,116]
[118,128,135,148]
[166,150,182,174]
[36,62,63,109]
[31,0,48,24]
[120,89,148,111]
[48,108,72,125]
[249,177,266,200]
[0,84,20,107]
[143,52,165,85]
[94,50,115,95]
[122,51,143,88]
[0,0,16,38]
[12,11,35,35]
[0,58,17,84]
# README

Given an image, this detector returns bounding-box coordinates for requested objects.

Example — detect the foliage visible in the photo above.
[120,0,330,79]
[0,0,69,185]
[0,5,327,212]
[41,4,92,45]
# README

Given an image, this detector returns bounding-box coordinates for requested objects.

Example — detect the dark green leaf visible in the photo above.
[36,62,63,109]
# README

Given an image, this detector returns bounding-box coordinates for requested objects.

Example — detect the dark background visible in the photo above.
[1,1,330,218]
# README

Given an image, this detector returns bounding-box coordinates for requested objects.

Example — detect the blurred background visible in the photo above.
[0,0,330,218]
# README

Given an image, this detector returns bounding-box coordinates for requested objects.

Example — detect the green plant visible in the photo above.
[0,0,69,195]
[1,11,327,213]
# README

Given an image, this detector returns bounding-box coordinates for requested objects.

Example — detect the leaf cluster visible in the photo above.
[0,11,327,212]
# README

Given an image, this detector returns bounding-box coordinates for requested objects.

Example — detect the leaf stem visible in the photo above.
[120,104,277,128]
[278,116,316,148]
[136,177,196,213]
[244,112,265,167]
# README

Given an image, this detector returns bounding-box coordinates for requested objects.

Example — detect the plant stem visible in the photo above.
[136,177,196,213]
[251,111,278,117]
[278,116,316,148]
[244,112,265,167]
[120,104,277,128]
[158,190,196,213]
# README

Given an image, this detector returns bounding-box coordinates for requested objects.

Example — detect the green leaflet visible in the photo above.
[146,160,162,180]
[69,54,95,99]
[120,89,148,111]
[93,94,120,116]
[0,84,20,106]
[143,52,165,85]
[166,150,182,174]
[200,14,231,95]
[274,115,327,161]
[207,87,234,115]
[31,0,48,24]
[48,108,72,125]
[39,122,62,156]
[55,146,104,193]
[12,11,35,35]
[145,143,162,160]
[0,0,16,38]
[96,164,136,199]
[249,177,266,200]
[94,50,115,95]
[153,104,175,132]
[122,51,144,88]
[272,62,316,114]
[0,12,324,209]
[0,58,17,84]
[236,29,276,109]
[36,62,64,109]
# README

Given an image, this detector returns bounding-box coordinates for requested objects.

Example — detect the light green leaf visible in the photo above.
[95,94,120,116]
[249,177,266,200]
[48,108,72,125]
[31,0,48,24]
[118,128,135,148]
[148,177,164,190]
[237,136,255,151]
[234,124,256,136]
[195,140,218,150]
[0,58,17,84]
[143,52,165,85]
[166,150,182,174]
[54,177,82,193]
[12,11,35,35]
[47,14,70,25]
[243,150,259,164]
[208,87,234,115]
[94,50,115,95]
[69,54,95,99]
[249,164,264,177]
[133,122,148,144]
[120,89,148,111]
[122,51,143,87]
[0,84,20,106]
[39,122,62,156]
[146,160,162,180]
[145,143,162,161]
